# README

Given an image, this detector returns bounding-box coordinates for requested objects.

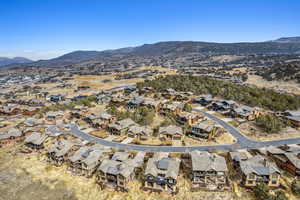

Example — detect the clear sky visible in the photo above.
[0,0,299,60]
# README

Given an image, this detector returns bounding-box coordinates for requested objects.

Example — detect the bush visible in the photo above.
[253,183,272,200]
[183,103,192,112]
[292,180,300,195]
[253,183,288,200]
[273,191,288,200]
[255,114,286,133]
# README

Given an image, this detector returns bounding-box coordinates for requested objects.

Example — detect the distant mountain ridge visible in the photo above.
[0,57,32,67]
[272,37,300,43]
[3,36,300,68]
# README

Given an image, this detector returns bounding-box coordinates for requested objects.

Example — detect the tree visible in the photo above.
[255,114,285,133]
[253,183,272,200]
[274,191,288,200]
[107,105,118,116]
[292,180,300,195]
[183,103,192,112]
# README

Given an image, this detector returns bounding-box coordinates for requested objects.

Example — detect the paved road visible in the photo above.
[194,108,300,149]
[46,109,300,153]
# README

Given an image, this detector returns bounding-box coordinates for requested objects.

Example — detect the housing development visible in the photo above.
[1,61,300,200]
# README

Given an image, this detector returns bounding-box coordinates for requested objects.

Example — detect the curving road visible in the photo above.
[46,109,300,153]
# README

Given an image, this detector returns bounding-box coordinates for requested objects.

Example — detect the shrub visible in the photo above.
[255,114,286,133]
[253,183,272,200]
[292,180,300,195]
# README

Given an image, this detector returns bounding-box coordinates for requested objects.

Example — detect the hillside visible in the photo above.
[0,57,32,67]
[5,37,300,68]
[273,37,300,43]
[260,61,300,83]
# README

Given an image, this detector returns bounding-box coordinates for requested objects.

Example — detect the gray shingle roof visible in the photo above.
[159,125,183,136]
[229,151,252,162]
[240,155,280,175]
[108,118,136,130]
[25,132,48,145]
[48,139,75,157]
[128,125,152,136]
[112,152,131,162]
[23,118,43,127]
[68,146,90,163]
[0,128,22,140]
[144,152,180,179]
[284,153,300,169]
[98,159,135,178]
[191,151,228,172]
[191,121,214,132]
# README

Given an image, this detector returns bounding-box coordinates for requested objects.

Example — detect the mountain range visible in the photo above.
[0,57,32,67]
[2,36,300,68]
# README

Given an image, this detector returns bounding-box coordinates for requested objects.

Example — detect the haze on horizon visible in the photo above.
[0,0,299,60]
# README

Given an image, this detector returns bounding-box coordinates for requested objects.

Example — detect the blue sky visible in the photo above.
[0,0,299,60]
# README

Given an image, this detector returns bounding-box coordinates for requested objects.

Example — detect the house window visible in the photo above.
[248,174,255,179]
[271,180,277,185]
[247,180,254,185]
[271,174,278,179]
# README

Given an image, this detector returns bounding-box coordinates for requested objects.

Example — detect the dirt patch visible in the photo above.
[237,121,300,141]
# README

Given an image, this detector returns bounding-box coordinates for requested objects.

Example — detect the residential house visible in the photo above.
[190,151,229,190]
[45,111,64,123]
[25,132,49,150]
[228,150,253,169]
[162,88,177,100]
[81,145,111,177]
[47,139,77,166]
[127,96,145,109]
[67,146,91,175]
[138,87,154,95]
[97,94,111,104]
[108,118,136,136]
[142,98,161,111]
[22,107,40,116]
[188,121,222,141]
[97,113,116,129]
[0,128,23,147]
[176,112,203,126]
[49,94,64,102]
[144,152,180,193]
[239,155,281,187]
[21,118,43,128]
[173,93,189,102]
[159,102,182,116]
[281,110,300,128]
[267,147,300,177]
[96,152,142,191]
[230,106,261,120]
[0,104,21,115]
[128,125,152,140]
[110,95,127,106]
[159,125,183,141]
[209,100,236,114]
[193,94,213,106]
[124,85,137,95]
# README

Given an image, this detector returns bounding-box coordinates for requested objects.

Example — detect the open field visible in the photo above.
[237,121,300,141]
[246,74,300,95]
